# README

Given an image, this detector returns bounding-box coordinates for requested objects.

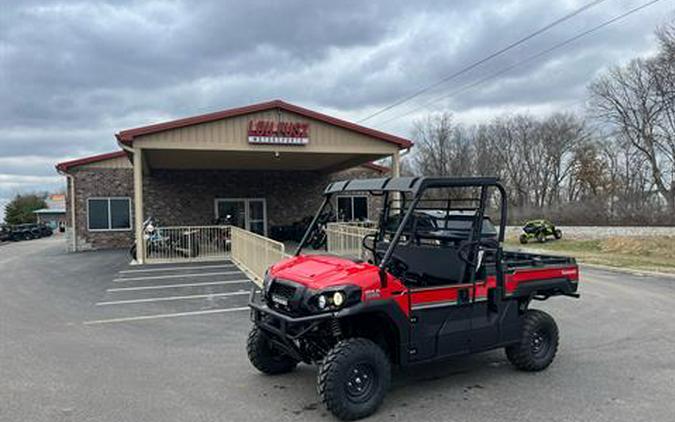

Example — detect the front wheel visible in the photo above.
[318,338,391,421]
[506,309,559,371]
[554,229,563,240]
[246,325,298,375]
[519,234,528,244]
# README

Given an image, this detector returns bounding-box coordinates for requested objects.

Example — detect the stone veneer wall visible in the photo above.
[68,165,384,250]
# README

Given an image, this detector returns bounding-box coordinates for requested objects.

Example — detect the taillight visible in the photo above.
[561,267,579,281]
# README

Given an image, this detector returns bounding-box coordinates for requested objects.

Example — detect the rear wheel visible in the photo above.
[318,338,391,421]
[246,325,298,375]
[506,309,559,371]
[554,229,563,239]
[519,234,528,244]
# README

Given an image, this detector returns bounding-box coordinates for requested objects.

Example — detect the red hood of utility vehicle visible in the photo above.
[269,255,380,290]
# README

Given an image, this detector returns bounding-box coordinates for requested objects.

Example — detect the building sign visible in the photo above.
[247,120,309,145]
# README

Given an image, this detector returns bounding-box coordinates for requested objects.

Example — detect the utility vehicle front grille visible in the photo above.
[269,281,296,300]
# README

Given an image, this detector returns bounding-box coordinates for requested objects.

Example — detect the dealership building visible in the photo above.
[56,100,412,262]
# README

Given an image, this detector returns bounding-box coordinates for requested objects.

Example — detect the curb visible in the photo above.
[579,263,675,280]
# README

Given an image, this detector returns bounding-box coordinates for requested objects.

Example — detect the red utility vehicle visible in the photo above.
[248,177,579,420]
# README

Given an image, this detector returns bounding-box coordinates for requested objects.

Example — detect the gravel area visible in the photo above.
[505,226,675,240]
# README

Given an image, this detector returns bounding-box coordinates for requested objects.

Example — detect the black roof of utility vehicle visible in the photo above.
[324,176,501,195]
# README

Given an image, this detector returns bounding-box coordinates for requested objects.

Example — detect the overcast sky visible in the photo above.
[1,0,673,219]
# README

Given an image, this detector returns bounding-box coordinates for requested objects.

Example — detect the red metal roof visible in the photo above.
[56,151,128,172]
[115,99,413,148]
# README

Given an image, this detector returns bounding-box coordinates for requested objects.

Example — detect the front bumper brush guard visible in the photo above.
[248,288,335,340]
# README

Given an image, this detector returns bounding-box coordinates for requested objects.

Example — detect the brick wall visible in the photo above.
[68,165,385,251]
[70,168,134,250]
[144,167,384,227]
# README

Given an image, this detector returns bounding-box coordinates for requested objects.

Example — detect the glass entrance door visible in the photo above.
[215,198,267,235]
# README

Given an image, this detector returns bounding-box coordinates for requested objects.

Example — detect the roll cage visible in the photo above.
[296,176,508,289]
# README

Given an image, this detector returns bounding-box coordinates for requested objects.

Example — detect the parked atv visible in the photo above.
[519,219,563,244]
[248,177,580,420]
[12,224,41,241]
[0,225,11,242]
[37,223,53,237]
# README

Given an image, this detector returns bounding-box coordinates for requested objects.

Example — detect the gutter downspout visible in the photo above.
[57,169,77,252]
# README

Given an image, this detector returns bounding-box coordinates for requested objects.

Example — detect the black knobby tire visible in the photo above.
[519,234,528,244]
[318,338,391,421]
[554,229,563,240]
[506,309,559,371]
[246,325,298,375]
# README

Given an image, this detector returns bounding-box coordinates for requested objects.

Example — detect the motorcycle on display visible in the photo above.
[211,214,233,252]
[129,217,200,260]
[308,208,335,250]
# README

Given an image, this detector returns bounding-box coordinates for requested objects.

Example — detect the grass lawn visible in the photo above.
[504,236,675,274]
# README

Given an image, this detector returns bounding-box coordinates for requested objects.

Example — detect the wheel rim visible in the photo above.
[530,330,550,357]
[345,363,377,403]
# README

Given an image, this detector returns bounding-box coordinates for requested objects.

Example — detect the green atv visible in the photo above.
[519,219,563,244]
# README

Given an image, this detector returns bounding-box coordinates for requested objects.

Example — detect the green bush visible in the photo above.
[4,194,47,225]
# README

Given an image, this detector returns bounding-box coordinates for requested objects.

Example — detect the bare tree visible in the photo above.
[411,113,474,177]
[589,25,675,212]
[404,25,675,225]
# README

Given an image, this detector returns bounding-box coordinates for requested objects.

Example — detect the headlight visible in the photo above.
[310,286,360,312]
[317,294,327,309]
[332,291,345,306]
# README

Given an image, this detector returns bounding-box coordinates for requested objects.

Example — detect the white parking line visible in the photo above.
[96,291,249,306]
[107,279,251,292]
[83,307,249,325]
[114,271,241,282]
[119,264,234,274]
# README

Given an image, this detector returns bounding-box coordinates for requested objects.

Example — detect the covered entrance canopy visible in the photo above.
[113,100,412,263]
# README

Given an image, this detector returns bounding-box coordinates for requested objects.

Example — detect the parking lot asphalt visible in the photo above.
[1,236,674,422]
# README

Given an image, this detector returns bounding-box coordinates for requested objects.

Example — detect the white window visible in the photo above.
[337,196,368,221]
[87,197,132,231]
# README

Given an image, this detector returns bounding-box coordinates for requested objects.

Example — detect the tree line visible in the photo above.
[408,24,675,226]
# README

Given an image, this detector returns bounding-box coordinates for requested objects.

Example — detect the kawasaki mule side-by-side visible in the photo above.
[247,177,580,420]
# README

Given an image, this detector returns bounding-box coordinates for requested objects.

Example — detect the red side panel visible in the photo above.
[403,264,578,313]
[505,265,579,296]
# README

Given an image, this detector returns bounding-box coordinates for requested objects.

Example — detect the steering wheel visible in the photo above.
[458,239,499,265]
[387,253,409,276]
[362,233,377,256]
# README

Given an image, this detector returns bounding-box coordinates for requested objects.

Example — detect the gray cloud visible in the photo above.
[1,0,673,210]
